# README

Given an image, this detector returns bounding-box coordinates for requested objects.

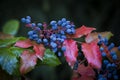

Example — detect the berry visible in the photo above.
[107,73,112,78]
[37,39,42,44]
[25,19,31,24]
[61,22,67,27]
[32,34,38,38]
[61,18,66,22]
[37,23,42,27]
[100,47,104,52]
[61,46,66,51]
[112,54,117,60]
[110,51,116,56]
[66,25,71,29]
[66,21,70,25]
[52,24,58,30]
[71,28,75,34]
[50,42,57,48]
[66,29,72,33]
[60,30,65,35]
[101,52,106,57]
[61,35,66,39]
[50,21,56,25]
[58,20,62,25]
[26,16,31,20]
[52,48,58,53]
[118,46,120,50]
[21,18,26,23]
[43,38,48,43]
[31,23,36,27]
[58,52,62,56]
[113,75,118,80]
[103,60,109,65]
[28,31,34,35]
[108,43,115,50]
[52,37,57,41]
[98,34,102,39]
[73,61,78,70]
[29,36,33,40]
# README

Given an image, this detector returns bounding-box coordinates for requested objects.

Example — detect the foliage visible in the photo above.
[0,16,120,80]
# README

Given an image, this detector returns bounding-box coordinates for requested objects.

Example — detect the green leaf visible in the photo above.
[2,20,20,36]
[42,49,61,66]
[0,37,26,48]
[9,47,25,57]
[0,48,20,75]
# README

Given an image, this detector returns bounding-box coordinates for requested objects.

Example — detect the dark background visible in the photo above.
[0,0,120,80]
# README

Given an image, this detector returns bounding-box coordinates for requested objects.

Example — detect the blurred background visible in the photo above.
[0,0,120,80]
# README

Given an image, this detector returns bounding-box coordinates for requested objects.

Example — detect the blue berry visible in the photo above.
[113,75,118,80]
[107,73,112,78]
[103,60,109,65]
[101,52,106,57]
[106,63,112,69]
[73,61,78,70]
[29,36,33,40]
[108,43,115,50]
[26,16,31,20]
[31,23,36,27]
[98,40,102,45]
[50,42,57,48]
[43,38,48,43]
[52,24,58,30]
[112,70,117,75]
[66,29,72,33]
[71,28,75,34]
[112,54,117,60]
[21,18,26,23]
[100,47,104,52]
[61,22,67,27]
[58,52,62,56]
[25,19,31,24]
[52,48,58,53]
[50,21,56,25]
[104,38,108,45]
[32,34,38,38]
[37,39,42,44]
[36,27,41,31]
[98,34,102,39]
[61,18,66,22]
[58,20,62,25]
[61,35,66,39]
[61,46,66,51]
[28,31,34,35]
[66,25,71,29]
[60,39,64,42]
[110,51,116,56]
[118,46,120,50]
[66,21,70,25]
[37,23,42,27]
[60,30,65,34]
[98,77,107,80]
[52,37,57,41]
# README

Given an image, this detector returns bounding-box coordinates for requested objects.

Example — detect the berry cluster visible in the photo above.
[97,35,119,80]
[21,16,76,56]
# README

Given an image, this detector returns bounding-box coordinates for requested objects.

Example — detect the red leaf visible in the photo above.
[81,41,102,69]
[20,50,37,74]
[67,25,96,38]
[63,39,78,68]
[33,44,45,60]
[15,39,32,48]
[72,64,95,80]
